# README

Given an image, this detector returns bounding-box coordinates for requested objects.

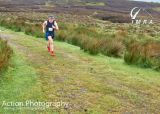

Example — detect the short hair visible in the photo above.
[48,15,55,19]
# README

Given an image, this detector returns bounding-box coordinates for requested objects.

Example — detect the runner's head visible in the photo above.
[48,15,55,23]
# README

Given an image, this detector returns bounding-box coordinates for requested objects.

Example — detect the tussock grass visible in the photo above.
[0,17,160,71]
[0,38,13,73]
[124,40,160,70]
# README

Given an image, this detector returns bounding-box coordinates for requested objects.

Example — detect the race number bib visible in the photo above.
[48,28,53,31]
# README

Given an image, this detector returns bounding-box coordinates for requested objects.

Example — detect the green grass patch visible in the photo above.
[0,51,43,113]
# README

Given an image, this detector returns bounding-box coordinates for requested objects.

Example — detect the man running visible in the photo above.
[42,16,59,56]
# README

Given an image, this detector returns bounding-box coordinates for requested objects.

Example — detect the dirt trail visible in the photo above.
[0,29,160,114]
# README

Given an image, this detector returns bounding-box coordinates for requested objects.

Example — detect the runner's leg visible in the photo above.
[48,36,54,52]
[48,40,50,47]
[47,40,50,52]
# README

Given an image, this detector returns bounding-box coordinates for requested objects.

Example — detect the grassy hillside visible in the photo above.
[0,12,159,70]
[0,27,160,113]
[0,0,159,113]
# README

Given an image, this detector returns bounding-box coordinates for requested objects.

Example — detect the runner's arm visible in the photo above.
[42,21,47,33]
[53,21,59,31]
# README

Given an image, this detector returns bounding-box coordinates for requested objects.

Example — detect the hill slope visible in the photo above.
[0,0,160,23]
[0,27,160,113]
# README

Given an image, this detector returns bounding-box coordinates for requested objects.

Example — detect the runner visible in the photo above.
[42,16,59,56]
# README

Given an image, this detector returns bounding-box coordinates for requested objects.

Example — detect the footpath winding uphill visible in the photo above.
[0,27,160,114]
